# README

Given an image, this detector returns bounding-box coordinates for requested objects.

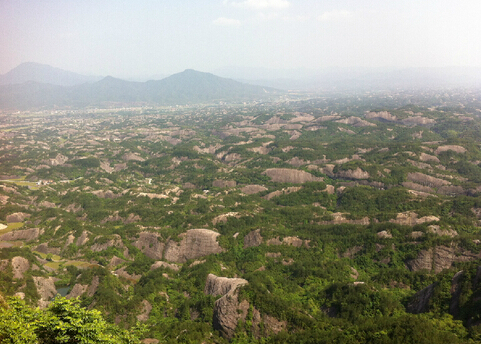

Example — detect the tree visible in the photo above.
[0,295,145,344]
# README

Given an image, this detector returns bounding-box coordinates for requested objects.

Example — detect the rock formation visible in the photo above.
[132,232,165,260]
[263,168,322,183]
[163,229,224,263]
[244,229,263,248]
[204,274,249,339]
[0,228,40,242]
[240,185,268,195]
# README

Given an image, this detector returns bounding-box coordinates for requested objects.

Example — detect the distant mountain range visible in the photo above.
[0,62,102,86]
[0,63,279,110]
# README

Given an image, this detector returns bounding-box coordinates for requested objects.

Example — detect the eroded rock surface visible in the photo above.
[0,228,40,242]
[11,256,29,279]
[204,274,249,339]
[263,168,323,183]
[244,229,263,248]
[164,229,224,263]
[133,232,164,260]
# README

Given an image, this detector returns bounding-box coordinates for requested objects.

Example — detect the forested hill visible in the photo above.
[0,67,280,110]
[1,89,481,343]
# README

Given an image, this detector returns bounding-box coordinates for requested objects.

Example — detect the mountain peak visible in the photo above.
[0,62,102,86]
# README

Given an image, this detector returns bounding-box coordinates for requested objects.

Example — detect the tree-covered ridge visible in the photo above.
[0,89,481,343]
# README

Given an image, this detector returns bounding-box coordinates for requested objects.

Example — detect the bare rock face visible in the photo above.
[336,116,376,127]
[407,283,435,314]
[204,274,249,339]
[240,185,268,195]
[6,212,31,223]
[132,232,165,260]
[377,231,392,239]
[92,190,120,199]
[427,225,458,237]
[164,229,224,263]
[212,212,241,225]
[389,212,439,226]
[33,276,57,308]
[263,186,302,200]
[137,300,152,322]
[407,172,450,188]
[336,167,370,180]
[150,261,180,271]
[419,153,440,163]
[66,284,88,299]
[244,229,263,249]
[122,152,145,162]
[76,231,89,246]
[401,182,435,194]
[437,185,466,196]
[11,256,30,279]
[34,243,60,255]
[267,236,305,247]
[263,168,323,183]
[402,116,435,126]
[407,246,481,273]
[39,201,56,208]
[213,180,237,188]
[320,213,370,226]
[435,145,467,155]
[91,234,124,252]
[365,111,397,122]
[0,228,40,242]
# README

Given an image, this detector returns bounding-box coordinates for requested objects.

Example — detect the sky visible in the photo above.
[1,0,481,78]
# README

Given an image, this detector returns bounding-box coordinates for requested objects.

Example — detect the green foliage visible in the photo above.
[0,295,145,344]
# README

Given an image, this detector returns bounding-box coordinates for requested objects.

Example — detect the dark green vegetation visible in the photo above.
[1,89,481,343]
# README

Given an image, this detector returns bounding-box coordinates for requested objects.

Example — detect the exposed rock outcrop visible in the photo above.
[6,212,30,223]
[365,111,397,122]
[407,283,435,314]
[389,212,439,226]
[407,246,481,273]
[132,232,164,260]
[11,256,30,279]
[91,234,124,252]
[137,300,152,322]
[163,229,224,263]
[204,274,249,339]
[336,167,370,180]
[435,145,466,155]
[66,284,88,299]
[263,168,323,183]
[0,228,40,242]
[213,180,237,188]
[244,229,263,248]
[407,172,450,188]
[240,185,268,195]
[263,186,302,200]
[150,261,180,271]
[33,276,57,308]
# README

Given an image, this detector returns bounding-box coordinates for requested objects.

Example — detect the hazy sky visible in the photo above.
[1,0,481,78]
